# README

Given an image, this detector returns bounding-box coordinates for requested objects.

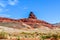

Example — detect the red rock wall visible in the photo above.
[0,17,55,28]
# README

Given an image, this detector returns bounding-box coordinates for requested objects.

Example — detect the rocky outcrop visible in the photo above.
[28,12,37,19]
[0,12,55,29]
[20,18,54,28]
[0,17,21,23]
[20,12,54,28]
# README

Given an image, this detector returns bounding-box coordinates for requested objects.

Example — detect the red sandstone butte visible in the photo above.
[20,12,54,28]
[0,12,55,29]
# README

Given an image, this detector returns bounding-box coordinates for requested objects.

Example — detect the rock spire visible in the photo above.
[28,12,37,19]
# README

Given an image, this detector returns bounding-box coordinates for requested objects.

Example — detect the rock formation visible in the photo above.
[0,12,55,29]
[20,12,54,28]
[28,12,37,19]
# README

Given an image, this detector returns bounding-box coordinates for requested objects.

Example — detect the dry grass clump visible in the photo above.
[0,27,60,40]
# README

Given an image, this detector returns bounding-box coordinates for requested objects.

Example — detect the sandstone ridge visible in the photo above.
[0,12,55,29]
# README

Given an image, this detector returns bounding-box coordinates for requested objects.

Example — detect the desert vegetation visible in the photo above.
[0,26,60,40]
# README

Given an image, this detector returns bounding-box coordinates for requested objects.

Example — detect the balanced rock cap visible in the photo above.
[28,12,37,19]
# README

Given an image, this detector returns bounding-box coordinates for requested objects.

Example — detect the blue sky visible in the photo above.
[0,0,60,24]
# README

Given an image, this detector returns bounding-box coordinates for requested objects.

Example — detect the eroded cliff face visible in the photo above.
[0,12,55,29]
[0,17,21,23]
[20,12,54,28]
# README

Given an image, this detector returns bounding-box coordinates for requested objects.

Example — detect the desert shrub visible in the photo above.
[51,34,58,40]
[17,36,20,40]
[0,31,9,39]
[40,35,51,40]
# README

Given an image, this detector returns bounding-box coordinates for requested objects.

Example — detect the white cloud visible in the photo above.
[0,1,7,8]
[0,14,11,17]
[0,1,7,12]
[0,0,18,12]
[0,3,5,7]
[0,0,18,7]
[8,0,18,5]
